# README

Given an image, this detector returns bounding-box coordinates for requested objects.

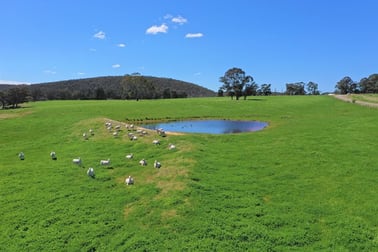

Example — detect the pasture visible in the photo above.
[0,96,377,251]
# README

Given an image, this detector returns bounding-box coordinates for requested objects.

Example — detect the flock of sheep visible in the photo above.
[18,120,176,186]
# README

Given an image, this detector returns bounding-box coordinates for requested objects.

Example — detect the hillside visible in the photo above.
[16,75,216,100]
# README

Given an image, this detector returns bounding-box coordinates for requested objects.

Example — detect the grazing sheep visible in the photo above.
[129,135,137,141]
[115,125,121,130]
[87,167,95,178]
[139,159,147,166]
[154,160,161,169]
[50,151,57,160]
[152,139,160,145]
[89,129,94,136]
[100,159,111,166]
[156,128,166,137]
[83,133,88,140]
[72,157,81,165]
[168,143,176,150]
[113,131,119,137]
[18,152,25,160]
[125,175,134,185]
[125,153,133,159]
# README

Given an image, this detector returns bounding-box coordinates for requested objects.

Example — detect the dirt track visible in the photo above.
[333,95,378,108]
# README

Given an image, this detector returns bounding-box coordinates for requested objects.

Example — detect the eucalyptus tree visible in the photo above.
[359,74,378,93]
[335,76,358,94]
[219,67,254,100]
[285,82,306,95]
[306,81,320,95]
[258,84,272,96]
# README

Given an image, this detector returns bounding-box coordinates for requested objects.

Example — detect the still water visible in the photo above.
[141,120,268,134]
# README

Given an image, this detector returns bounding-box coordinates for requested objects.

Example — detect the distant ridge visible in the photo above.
[7,75,215,100]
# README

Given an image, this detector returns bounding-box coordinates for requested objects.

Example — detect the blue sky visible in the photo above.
[1,0,377,92]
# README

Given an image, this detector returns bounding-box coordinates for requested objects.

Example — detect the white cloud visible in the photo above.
[146,24,168,35]
[117,43,126,47]
[94,31,106,39]
[185,33,204,38]
[89,48,97,52]
[77,72,85,75]
[0,80,30,85]
[172,15,187,25]
[112,64,121,68]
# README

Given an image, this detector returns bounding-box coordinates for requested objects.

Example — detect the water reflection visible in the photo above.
[141,120,268,134]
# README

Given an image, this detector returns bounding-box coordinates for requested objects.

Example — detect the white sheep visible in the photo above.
[125,175,134,185]
[139,159,147,166]
[87,167,95,178]
[72,157,81,165]
[125,153,133,159]
[105,122,112,127]
[83,133,88,140]
[100,159,111,166]
[152,139,160,145]
[89,129,94,136]
[154,160,161,169]
[168,143,176,150]
[113,131,119,137]
[18,152,25,160]
[50,151,57,160]
[157,128,166,137]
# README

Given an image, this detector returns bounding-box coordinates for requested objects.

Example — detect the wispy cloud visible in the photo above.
[117,43,126,48]
[89,48,97,52]
[164,14,173,20]
[185,33,204,38]
[112,64,121,68]
[77,72,85,76]
[44,70,57,75]
[172,15,187,25]
[146,24,168,35]
[94,31,106,39]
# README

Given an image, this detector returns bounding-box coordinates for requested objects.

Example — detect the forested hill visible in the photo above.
[25,75,216,100]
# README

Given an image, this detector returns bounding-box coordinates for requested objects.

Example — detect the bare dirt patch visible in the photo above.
[333,95,378,108]
[0,110,33,120]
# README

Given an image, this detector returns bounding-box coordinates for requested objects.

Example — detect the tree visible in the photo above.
[121,75,156,100]
[217,89,224,97]
[219,67,254,100]
[5,86,29,108]
[359,74,378,93]
[95,87,107,100]
[285,82,306,95]
[335,76,358,94]
[0,91,6,109]
[243,82,258,99]
[258,84,272,96]
[306,81,320,95]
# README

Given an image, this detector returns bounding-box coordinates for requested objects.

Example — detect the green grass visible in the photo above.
[0,96,377,251]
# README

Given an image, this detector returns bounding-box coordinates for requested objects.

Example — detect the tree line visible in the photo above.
[218,67,320,99]
[0,75,216,108]
[334,74,378,94]
[219,67,378,99]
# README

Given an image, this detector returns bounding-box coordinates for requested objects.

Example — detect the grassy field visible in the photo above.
[0,96,377,251]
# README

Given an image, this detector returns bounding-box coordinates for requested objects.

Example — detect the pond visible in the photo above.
[141,120,268,134]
